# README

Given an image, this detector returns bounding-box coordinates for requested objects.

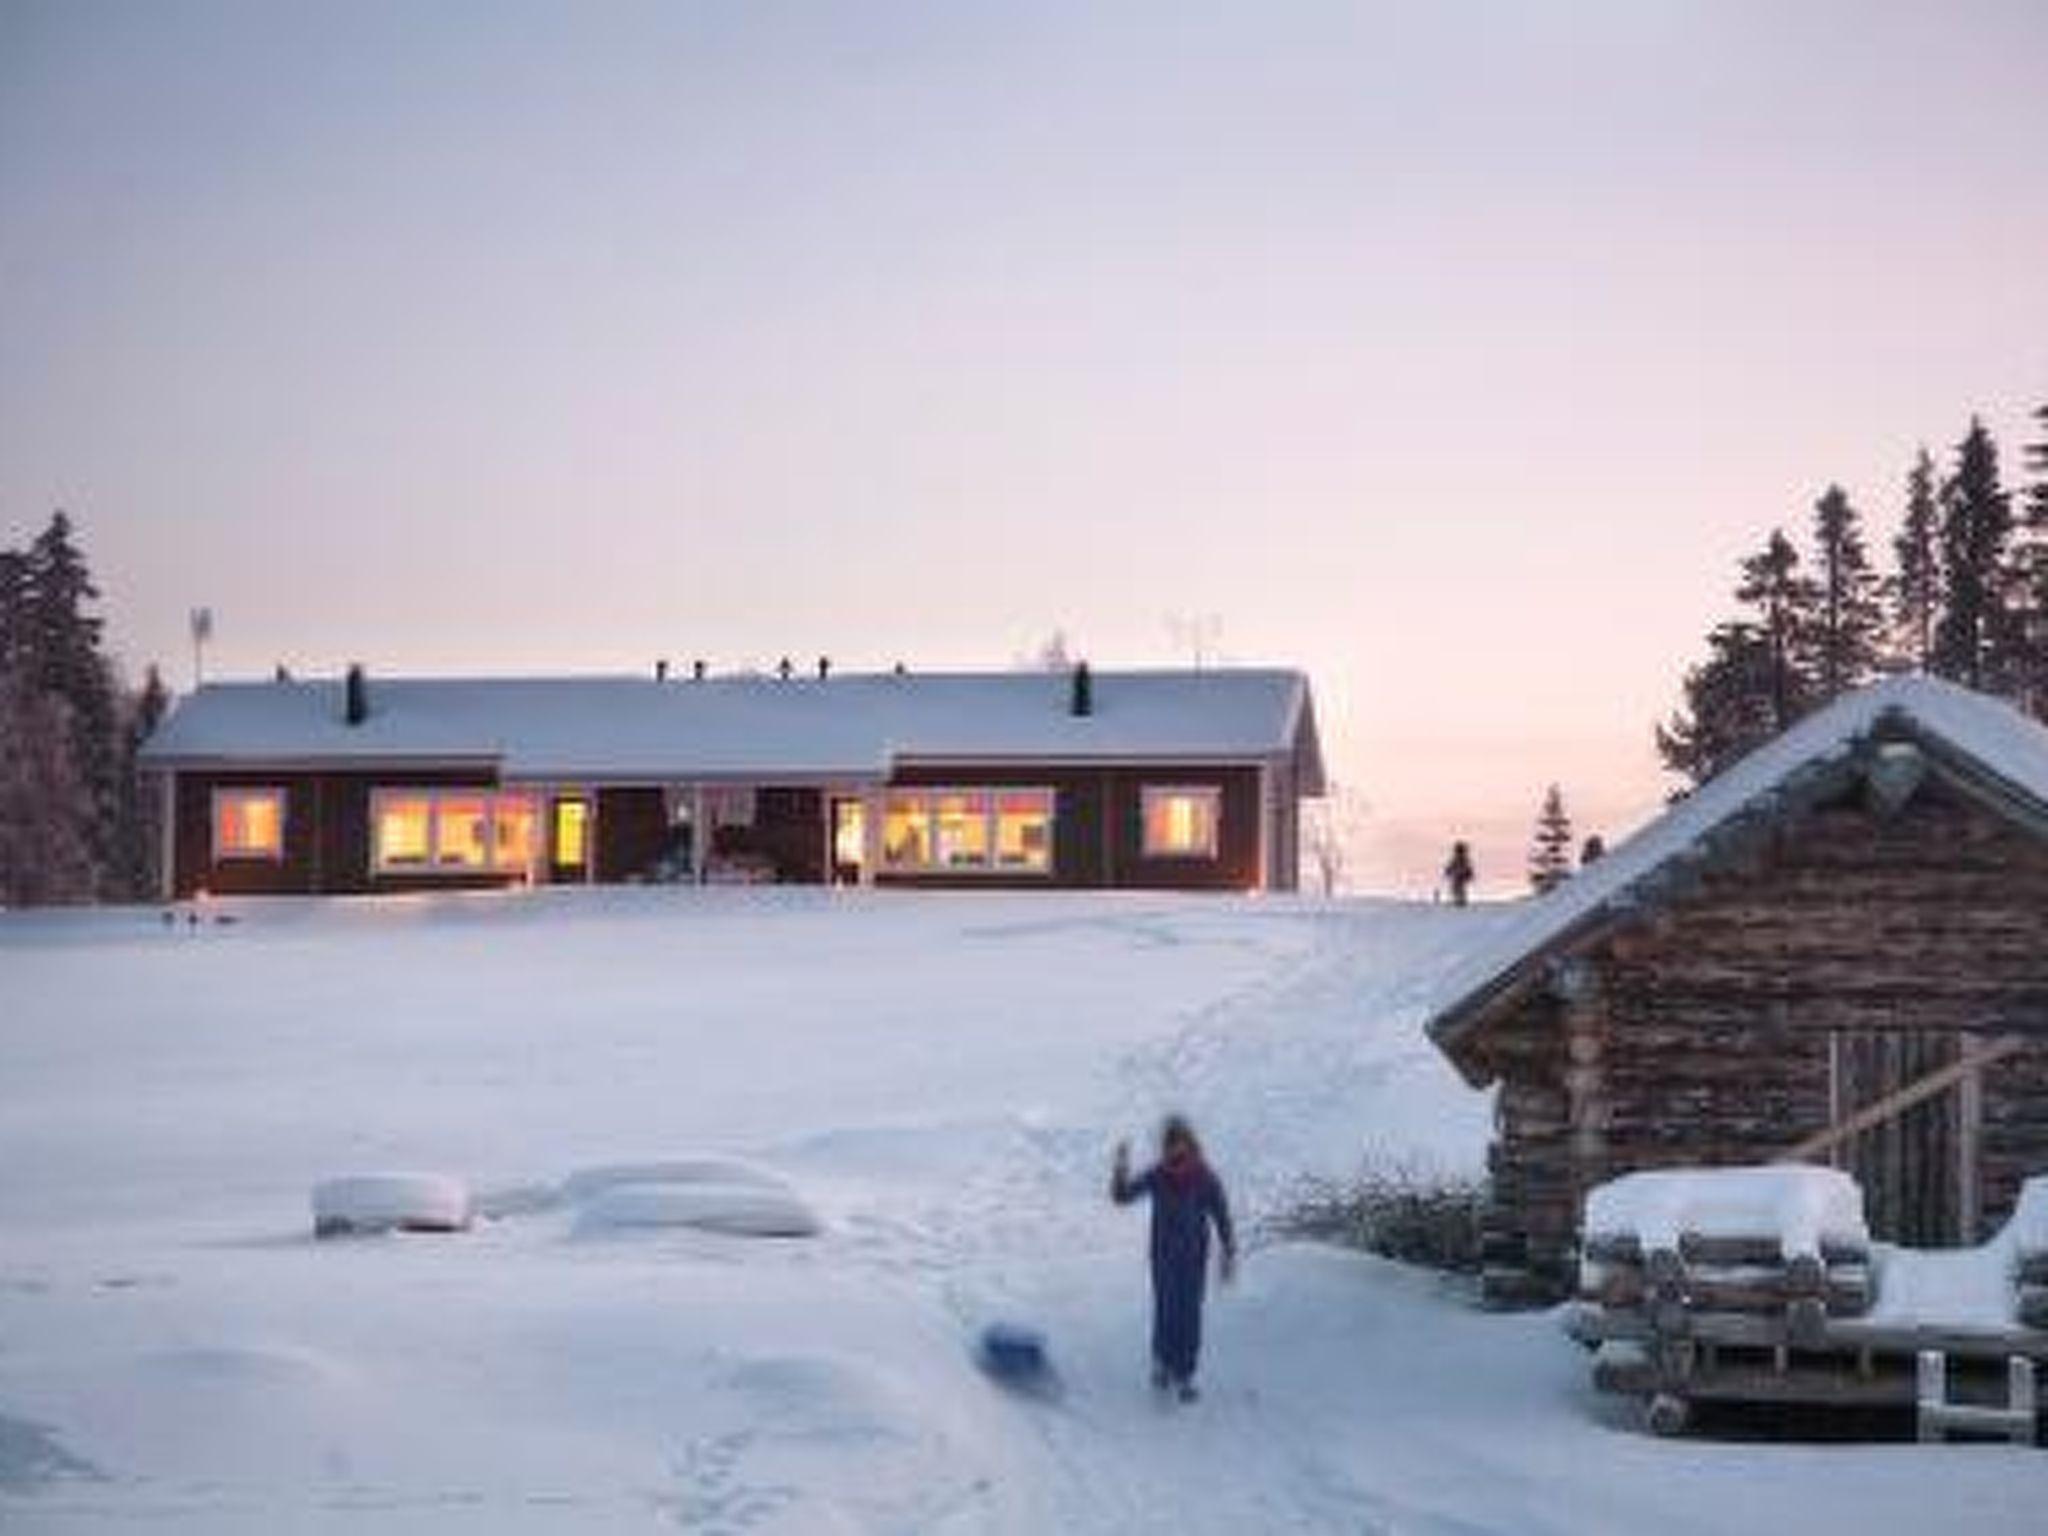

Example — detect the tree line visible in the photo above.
[0,513,167,905]
[1659,403,2048,787]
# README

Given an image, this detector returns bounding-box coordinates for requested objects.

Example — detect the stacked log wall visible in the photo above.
[1478,775,2048,1303]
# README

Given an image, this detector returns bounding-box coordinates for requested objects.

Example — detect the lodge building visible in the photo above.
[140,664,1323,899]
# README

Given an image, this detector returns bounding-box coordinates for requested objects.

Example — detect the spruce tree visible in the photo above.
[0,659,97,905]
[1890,448,1940,672]
[1930,418,2019,693]
[114,665,173,899]
[1734,528,1819,730]
[1528,784,1574,894]
[22,513,121,895]
[1656,621,1779,785]
[0,547,28,672]
[2014,405,2048,714]
[1804,485,1885,698]
[2027,404,2048,527]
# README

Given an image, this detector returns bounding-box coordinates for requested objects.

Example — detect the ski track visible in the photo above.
[801,901,1524,1534]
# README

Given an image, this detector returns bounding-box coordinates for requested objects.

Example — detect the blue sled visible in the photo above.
[975,1322,1059,1398]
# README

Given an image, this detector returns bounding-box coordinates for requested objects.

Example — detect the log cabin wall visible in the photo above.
[1475,770,2048,1305]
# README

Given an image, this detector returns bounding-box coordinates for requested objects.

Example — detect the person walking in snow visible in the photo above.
[1443,840,1475,906]
[1111,1115,1237,1402]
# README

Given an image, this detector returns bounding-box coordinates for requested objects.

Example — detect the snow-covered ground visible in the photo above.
[0,890,2038,1532]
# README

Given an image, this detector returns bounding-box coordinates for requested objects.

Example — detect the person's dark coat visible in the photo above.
[1113,1153,1235,1384]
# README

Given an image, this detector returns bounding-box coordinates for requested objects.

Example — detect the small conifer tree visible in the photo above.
[1528,785,1573,894]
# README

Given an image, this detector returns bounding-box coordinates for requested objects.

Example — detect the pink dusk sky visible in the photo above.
[3,1,2044,893]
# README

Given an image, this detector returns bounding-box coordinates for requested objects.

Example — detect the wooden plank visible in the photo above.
[1959,1059,1983,1242]
[1778,1034,2025,1164]
[1570,1305,2048,1362]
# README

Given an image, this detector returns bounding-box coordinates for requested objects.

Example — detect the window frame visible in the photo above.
[880,786,1056,877]
[1140,784,1223,861]
[370,788,538,878]
[211,786,288,864]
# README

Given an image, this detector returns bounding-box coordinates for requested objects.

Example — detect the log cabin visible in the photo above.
[1423,675,2048,1306]
[139,663,1323,899]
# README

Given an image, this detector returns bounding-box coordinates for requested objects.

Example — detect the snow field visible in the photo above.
[2,888,2042,1532]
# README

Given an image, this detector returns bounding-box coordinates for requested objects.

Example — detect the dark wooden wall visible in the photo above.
[172,768,504,897]
[594,787,667,882]
[1474,773,2048,1303]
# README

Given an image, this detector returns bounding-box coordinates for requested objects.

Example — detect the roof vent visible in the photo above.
[344,663,369,726]
[655,658,669,681]
[692,659,706,681]
[777,656,794,680]
[818,655,831,679]
[1070,660,1093,718]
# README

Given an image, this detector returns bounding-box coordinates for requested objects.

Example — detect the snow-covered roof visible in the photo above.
[141,667,1324,788]
[1425,675,2048,1071]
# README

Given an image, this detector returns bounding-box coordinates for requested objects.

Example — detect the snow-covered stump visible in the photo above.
[311,1173,472,1237]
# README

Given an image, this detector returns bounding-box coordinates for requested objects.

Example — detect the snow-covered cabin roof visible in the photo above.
[1425,675,2048,1081]
[141,667,1325,789]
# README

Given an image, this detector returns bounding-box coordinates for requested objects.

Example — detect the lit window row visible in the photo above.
[882,788,1054,874]
[372,790,537,874]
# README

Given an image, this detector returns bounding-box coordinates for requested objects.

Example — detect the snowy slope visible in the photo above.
[1,891,2038,1533]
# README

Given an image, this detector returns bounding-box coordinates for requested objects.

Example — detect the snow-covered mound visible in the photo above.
[572,1180,821,1239]
[1584,1165,1868,1260]
[311,1172,471,1237]
[560,1156,790,1203]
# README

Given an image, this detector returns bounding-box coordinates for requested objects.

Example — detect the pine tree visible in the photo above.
[1890,448,1940,672]
[1657,621,1779,784]
[0,547,28,672]
[1930,418,2019,693]
[2027,404,2048,527]
[0,660,97,906]
[1528,784,1573,894]
[1734,528,1818,727]
[113,665,172,899]
[2013,405,2048,715]
[1803,484,1884,698]
[22,513,122,896]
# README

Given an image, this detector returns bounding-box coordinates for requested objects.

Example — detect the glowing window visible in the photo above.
[553,799,589,869]
[832,800,865,868]
[883,796,932,868]
[434,796,489,868]
[994,790,1053,871]
[214,788,285,861]
[375,796,433,868]
[934,792,991,868]
[371,789,535,876]
[882,788,1055,875]
[1142,786,1221,859]
[491,797,537,873]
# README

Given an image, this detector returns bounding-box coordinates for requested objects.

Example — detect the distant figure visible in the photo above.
[1443,840,1475,907]
[1580,833,1607,867]
[1111,1116,1236,1402]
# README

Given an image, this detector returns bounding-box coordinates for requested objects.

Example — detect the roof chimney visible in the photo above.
[655,658,669,681]
[817,655,831,679]
[1070,660,1093,718]
[777,656,794,680]
[344,663,369,726]
[692,659,706,681]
